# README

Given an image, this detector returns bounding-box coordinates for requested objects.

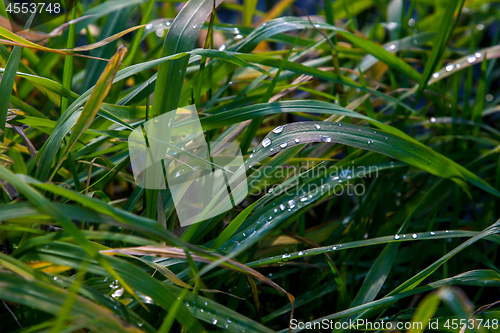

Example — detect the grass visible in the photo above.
[0,0,500,332]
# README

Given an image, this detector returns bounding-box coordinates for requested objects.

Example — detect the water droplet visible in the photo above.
[300,196,308,202]
[486,94,493,102]
[394,234,400,240]
[212,319,218,325]
[175,171,181,178]
[367,140,371,144]
[269,216,272,220]
[155,29,165,37]
[338,123,342,127]
[387,22,397,30]
[249,153,253,159]
[145,23,153,30]
[412,233,418,239]
[218,44,226,52]
[476,23,484,31]
[385,137,388,140]
[413,39,418,45]
[432,72,440,79]
[280,204,286,211]
[445,64,455,72]
[475,52,482,58]
[314,124,321,130]
[270,148,274,152]
[274,208,278,213]
[321,136,332,142]
[282,254,291,258]
[467,55,477,63]
[408,18,415,27]
[332,246,337,250]
[298,251,304,256]
[288,200,296,209]
[280,142,288,148]
[388,44,396,50]
[272,126,284,134]
[192,25,197,29]
[235,34,243,40]
[294,138,300,143]
[243,233,246,236]
[430,117,436,123]
[165,21,171,26]
[262,138,271,147]
[430,231,436,236]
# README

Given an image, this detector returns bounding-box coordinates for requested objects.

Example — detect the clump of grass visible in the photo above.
[0,0,500,332]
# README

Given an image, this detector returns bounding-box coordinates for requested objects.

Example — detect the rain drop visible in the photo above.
[298,251,304,256]
[445,64,455,72]
[467,55,477,63]
[332,246,337,250]
[432,72,440,79]
[388,44,396,50]
[476,23,484,31]
[314,124,321,130]
[288,200,296,209]
[212,319,218,325]
[430,117,436,123]
[155,29,164,37]
[280,142,288,148]
[273,126,284,134]
[394,234,400,240]
[274,208,278,213]
[300,196,308,202]
[282,254,291,258]
[412,233,418,239]
[321,136,332,142]
[430,231,436,236]
[145,23,153,30]
[249,153,253,159]
[408,18,415,27]
[294,138,300,143]
[280,204,286,211]
[475,52,482,58]
[262,138,272,147]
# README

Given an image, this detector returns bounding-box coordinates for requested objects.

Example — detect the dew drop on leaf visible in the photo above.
[272,126,284,134]
[262,138,271,147]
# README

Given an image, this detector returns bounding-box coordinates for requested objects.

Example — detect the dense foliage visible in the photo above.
[0,0,500,332]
